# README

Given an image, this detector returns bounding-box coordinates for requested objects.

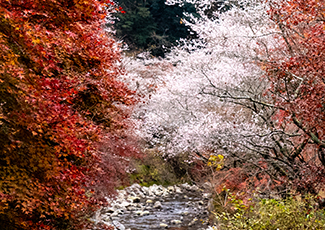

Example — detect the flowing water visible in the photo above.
[111,191,211,230]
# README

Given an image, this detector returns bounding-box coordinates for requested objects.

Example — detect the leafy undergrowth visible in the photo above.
[121,150,207,188]
[126,151,187,187]
[212,192,325,230]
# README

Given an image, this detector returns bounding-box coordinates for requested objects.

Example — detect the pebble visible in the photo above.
[140,211,150,216]
[189,218,198,226]
[160,223,169,228]
[112,220,125,230]
[171,219,182,224]
[127,196,141,203]
[106,207,115,214]
[203,193,212,200]
[153,201,162,209]
[175,188,182,193]
[167,186,175,192]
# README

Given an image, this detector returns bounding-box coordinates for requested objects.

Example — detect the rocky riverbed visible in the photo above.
[93,183,215,230]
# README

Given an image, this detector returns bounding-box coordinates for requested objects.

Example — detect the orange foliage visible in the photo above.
[0,0,137,229]
[263,0,325,194]
[267,0,325,139]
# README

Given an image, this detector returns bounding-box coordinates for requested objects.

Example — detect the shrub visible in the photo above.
[213,194,325,230]
[128,150,179,186]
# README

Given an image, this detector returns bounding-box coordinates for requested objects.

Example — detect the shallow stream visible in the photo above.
[97,183,213,230]
[116,192,210,229]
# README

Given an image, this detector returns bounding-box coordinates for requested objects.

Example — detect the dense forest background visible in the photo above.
[111,0,234,56]
[112,0,199,56]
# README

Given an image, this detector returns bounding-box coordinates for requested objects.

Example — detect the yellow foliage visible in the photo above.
[207,154,224,171]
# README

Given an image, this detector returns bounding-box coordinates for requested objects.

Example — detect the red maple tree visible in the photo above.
[0,0,137,229]
[265,0,325,193]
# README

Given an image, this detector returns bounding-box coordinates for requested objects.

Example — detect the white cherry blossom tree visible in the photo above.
[123,0,320,193]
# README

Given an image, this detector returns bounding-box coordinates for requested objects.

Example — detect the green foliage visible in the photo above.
[214,194,325,230]
[113,0,198,56]
[128,150,180,186]
[114,6,156,48]
[149,0,198,56]
[126,150,206,186]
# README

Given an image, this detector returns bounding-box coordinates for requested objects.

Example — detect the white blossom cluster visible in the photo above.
[122,0,293,172]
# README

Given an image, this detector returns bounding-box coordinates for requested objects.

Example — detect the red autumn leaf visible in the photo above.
[0,0,139,229]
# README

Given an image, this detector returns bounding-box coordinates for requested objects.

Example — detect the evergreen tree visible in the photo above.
[113,0,197,56]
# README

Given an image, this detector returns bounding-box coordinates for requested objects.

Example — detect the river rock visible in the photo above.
[150,184,165,196]
[140,211,150,216]
[203,193,212,200]
[192,185,199,191]
[110,212,119,217]
[180,183,199,192]
[127,196,141,203]
[104,207,115,214]
[134,210,149,216]
[112,220,126,230]
[181,183,192,190]
[119,201,131,209]
[189,218,198,226]
[145,206,152,210]
[167,186,175,192]
[160,223,169,228]
[134,210,141,215]
[153,201,162,209]
[130,183,142,190]
[125,183,140,193]
[171,219,182,224]
[126,206,136,211]
[175,186,182,193]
